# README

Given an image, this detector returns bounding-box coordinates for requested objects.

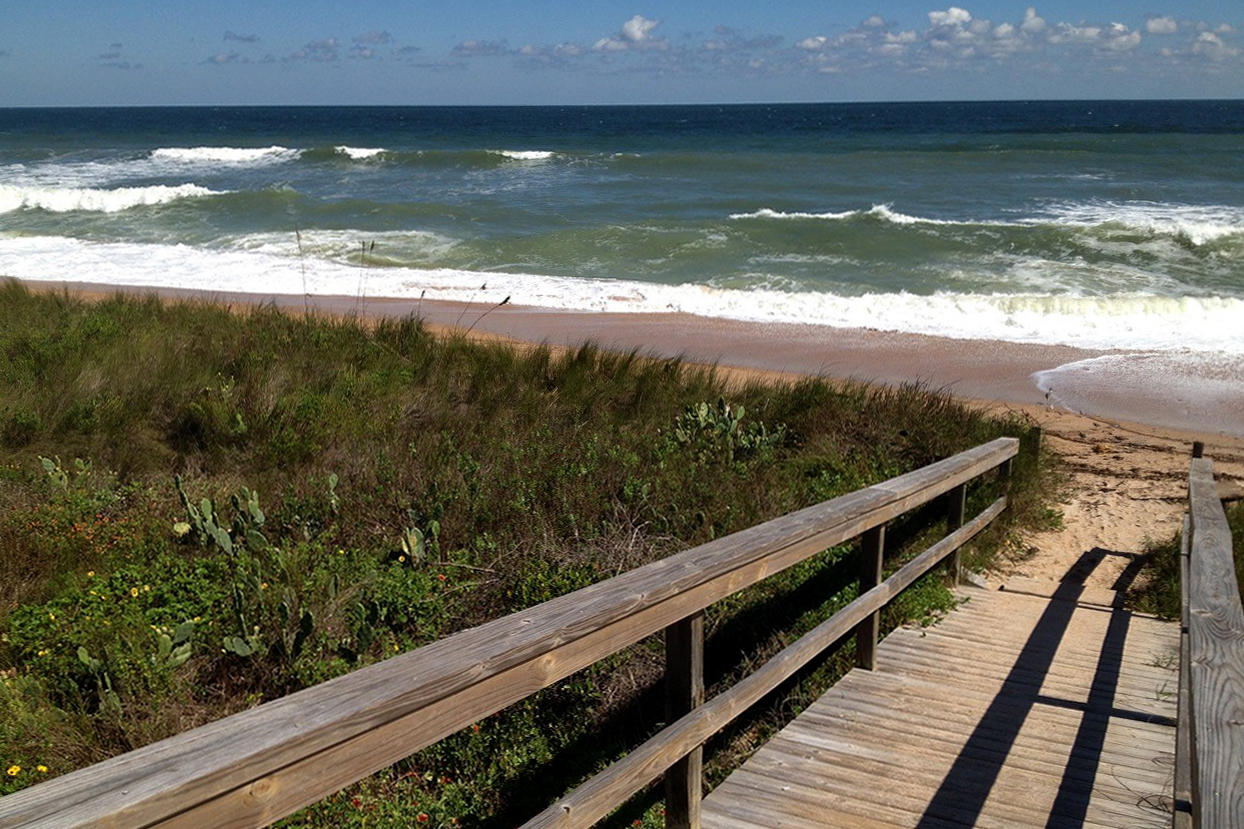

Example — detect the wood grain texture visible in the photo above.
[1174,513,1193,829]
[855,525,885,670]
[521,498,1007,829]
[0,438,1018,829]
[664,613,704,829]
[1186,458,1244,828]
[702,587,1179,829]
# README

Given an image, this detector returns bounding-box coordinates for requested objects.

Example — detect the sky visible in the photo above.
[0,2,1241,106]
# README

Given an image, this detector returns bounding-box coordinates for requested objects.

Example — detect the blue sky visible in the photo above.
[1,2,1241,105]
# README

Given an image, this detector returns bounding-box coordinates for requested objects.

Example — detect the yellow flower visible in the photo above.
[87,571,94,578]
[36,765,48,773]
[130,587,140,598]
[260,582,268,590]
[398,555,406,563]
[6,765,19,777]
[48,613,55,621]
[193,616,201,623]
[37,650,46,657]
[143,585,150,592]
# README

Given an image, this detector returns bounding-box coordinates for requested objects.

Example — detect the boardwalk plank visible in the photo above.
[703,585,1179,829]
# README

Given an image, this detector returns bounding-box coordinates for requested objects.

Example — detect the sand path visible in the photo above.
[983,406,1244,594]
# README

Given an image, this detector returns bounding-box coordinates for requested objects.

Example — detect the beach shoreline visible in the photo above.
[17,277,1244,442]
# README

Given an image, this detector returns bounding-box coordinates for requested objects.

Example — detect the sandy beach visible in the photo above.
[19,278,1244,592]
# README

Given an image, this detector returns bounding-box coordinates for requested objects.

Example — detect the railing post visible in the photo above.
[665,611,704,829]
[947,484,967,584]
[855,525,885,670]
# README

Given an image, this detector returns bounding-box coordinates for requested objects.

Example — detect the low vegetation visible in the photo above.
[1131,501,1244,620]
[0,281,1052,826]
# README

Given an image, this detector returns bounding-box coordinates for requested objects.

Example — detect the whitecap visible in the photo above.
[0,183,223,214]
[492,150,556,161]
[333,146,387,160]
[1032,200,1244,246]
[149,146,299,165]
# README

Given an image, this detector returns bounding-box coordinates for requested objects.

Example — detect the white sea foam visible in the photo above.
[2,235,1242,355]
[149,146,300,165]
[223,229,460,262]
[334,146,387,160]
[0,183,222,214]
[729,204,1019,227]
[1033,200,1244,245]
[729,207,858,221]
[1033,352,1244,436]
[492,150,556,161]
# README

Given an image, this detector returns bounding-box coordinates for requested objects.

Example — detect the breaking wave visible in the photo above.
[1,235,1241,354]
[0,183,223,214]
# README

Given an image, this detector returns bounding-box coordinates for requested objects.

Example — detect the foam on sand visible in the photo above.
[1033,352,1244,436]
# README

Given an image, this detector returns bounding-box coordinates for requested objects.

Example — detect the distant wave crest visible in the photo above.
[729,204,1013,227]
[491,149,557,161]
[150,146,300,165]
[333,146,387,160]
[0,183,223,214]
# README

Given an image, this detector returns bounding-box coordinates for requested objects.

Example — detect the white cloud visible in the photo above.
[621,14,659,43]
[1102,23,1141,51]
[928,7,972,27]
[592,37,629,52]
[1049,23,1101,44]
[1020,7,1046,34]
[993,22,1015,38]
[593,14,666,52]
[1193,31,1240,60]
[1145,16,1177,35]
[798,35,828,51]
[863,16,886,28]
[886,30,918,44]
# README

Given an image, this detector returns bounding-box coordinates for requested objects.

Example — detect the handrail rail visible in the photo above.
[0,437,1018,829]
[1175,454,1244,829]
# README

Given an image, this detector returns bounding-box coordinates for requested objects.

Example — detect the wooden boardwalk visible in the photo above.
[703,580,1179,828]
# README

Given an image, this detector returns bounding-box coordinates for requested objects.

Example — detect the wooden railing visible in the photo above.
[0,437,1019,829]
[1174,448,1244,828]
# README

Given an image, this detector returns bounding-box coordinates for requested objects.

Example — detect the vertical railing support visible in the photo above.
[855,525,886,670]
[665,612,704,829]
[947,484,967,584]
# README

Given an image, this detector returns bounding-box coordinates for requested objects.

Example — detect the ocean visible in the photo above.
[1,102,1242,357]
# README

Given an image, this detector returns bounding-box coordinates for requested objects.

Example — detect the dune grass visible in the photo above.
[0,281,1053,826]
[1131,500,1244,620]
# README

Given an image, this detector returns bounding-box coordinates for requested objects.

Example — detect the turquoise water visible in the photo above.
[1,102,1242,352]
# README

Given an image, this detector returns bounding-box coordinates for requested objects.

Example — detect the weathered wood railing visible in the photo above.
[0,437,1018,829]
[1173,449,1244,828]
